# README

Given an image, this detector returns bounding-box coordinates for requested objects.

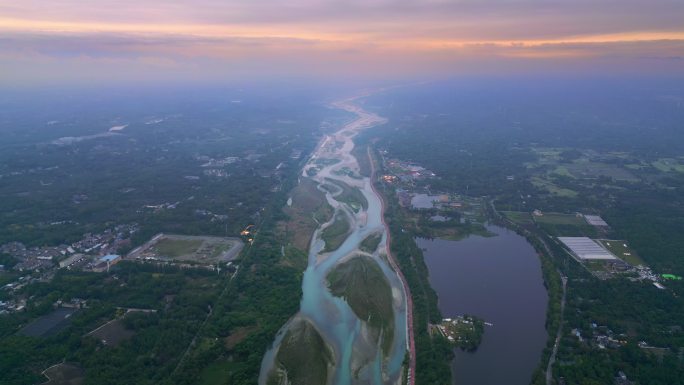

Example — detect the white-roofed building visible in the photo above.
[558,237,617,260]
[584,215,608,227]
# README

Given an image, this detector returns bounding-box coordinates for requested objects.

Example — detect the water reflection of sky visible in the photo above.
[417,225,548,385]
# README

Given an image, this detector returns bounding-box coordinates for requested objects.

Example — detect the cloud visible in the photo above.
[1,0,683,84]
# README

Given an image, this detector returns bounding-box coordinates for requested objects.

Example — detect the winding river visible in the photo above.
[259,97,410,385]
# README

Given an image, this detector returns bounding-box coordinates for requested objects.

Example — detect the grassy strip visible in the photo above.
[321,213,351,252]
[359,233,382,253]
[328,255,394,354]
[367,146,454,384]
[325,178,368,213]
[282,177,334,251]
[351,143,372,177]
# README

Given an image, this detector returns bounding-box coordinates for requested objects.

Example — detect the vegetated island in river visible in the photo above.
[432,315,486,352]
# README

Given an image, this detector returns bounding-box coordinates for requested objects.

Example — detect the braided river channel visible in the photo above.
[259,97,409,385]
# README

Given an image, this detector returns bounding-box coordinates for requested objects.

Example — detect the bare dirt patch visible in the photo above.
[87,318,135,347]
[225,326,257,350]
[42,363,84,385]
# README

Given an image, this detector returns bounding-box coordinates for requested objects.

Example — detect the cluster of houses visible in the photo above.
[198,155,240,168]
[194,209,229,222]
[1,225,133,314]
[571,323,627,350]
[0,224,137,273]
[631,265,662,286]
[0,292,27,314]
[383,158,436,185]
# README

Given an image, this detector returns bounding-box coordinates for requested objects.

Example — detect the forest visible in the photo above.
[0,87,349,247]
[0,87,346,384]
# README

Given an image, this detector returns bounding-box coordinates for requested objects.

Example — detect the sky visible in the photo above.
[1,0,683,85]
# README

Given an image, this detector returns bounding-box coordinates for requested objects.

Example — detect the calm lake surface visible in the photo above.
[417,225,548,385]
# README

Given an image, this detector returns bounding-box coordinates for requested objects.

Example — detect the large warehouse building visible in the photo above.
[558,237,617,260]
[583,214,608,227]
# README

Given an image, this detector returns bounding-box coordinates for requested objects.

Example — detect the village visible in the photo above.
[0,224,139,314]
[0,223,138,274]
[0,222,248,316]
[379,154,491,241]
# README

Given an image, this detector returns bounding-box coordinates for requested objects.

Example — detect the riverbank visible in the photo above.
[369,147,416,385]
[365,144,454,384]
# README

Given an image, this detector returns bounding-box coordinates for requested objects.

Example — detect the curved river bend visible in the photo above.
[259,97,409,385]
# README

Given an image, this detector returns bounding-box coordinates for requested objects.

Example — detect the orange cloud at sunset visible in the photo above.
[1,1,683,84]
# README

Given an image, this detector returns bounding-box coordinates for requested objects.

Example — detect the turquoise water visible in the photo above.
[258,101,407,385]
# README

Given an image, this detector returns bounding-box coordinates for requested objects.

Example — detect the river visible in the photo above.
[259,97,410,385]
[416,225,548,385]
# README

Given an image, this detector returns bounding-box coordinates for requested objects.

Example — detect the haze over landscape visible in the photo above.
[2,0,684,84]
[1,2,684,385]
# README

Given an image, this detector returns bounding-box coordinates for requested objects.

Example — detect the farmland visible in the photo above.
[532,212,597,237]
[501,211,534,225]
[597,240,646,266]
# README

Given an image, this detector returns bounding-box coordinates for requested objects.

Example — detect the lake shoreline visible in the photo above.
[417,225,549,385]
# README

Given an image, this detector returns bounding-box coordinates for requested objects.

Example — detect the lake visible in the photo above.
[417,225,548,385]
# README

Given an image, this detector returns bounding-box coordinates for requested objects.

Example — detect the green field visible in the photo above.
[652,158,684,173]
[534,213,586,226]
[531,177,578,197]
[284,177,334,251]
[565,161,638,182]
[154,239,203,258]
[551,166,575,178]
[534,213,597,237]
[597,240,646,266]
[501,211,534,225]
[138,235,241,264]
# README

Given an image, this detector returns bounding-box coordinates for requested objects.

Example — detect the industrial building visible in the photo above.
[584,215,608,227]
[558,237,617,260]
[92,254,121,272]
